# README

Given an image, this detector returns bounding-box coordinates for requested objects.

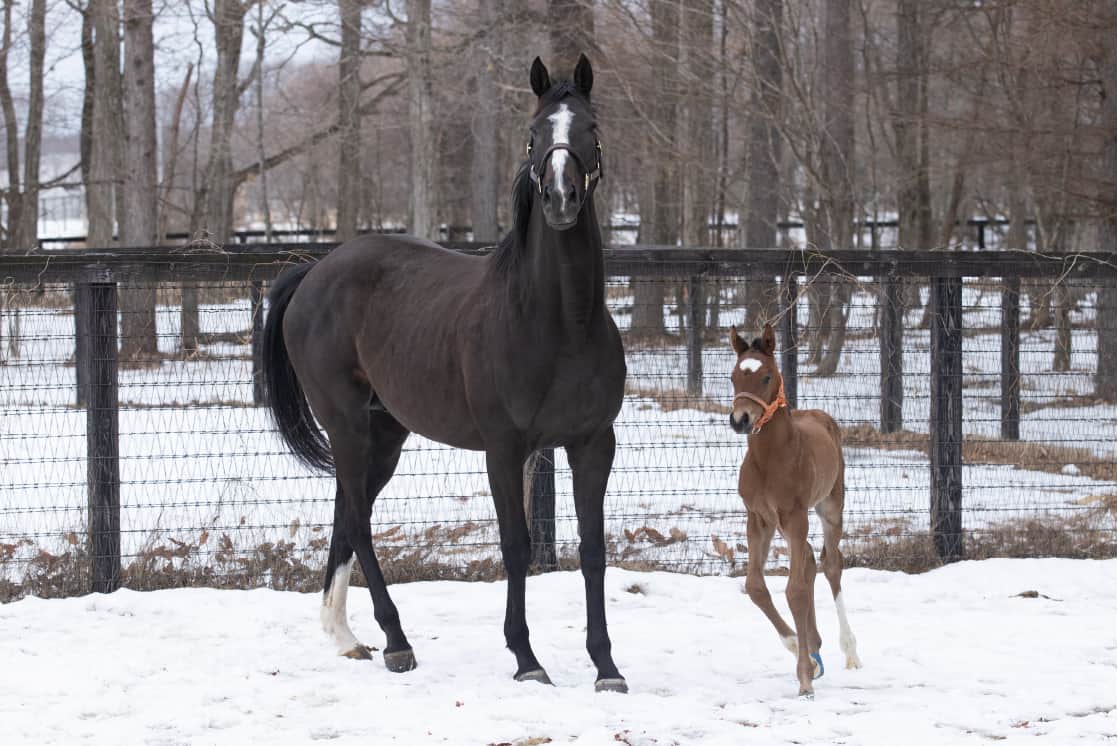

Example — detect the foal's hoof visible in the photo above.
[383,648,417,673]
[514,668,553,686]
[342,644,376,661]
[594,678,629,694]
[798,689,815,700]
[810,651,824,679]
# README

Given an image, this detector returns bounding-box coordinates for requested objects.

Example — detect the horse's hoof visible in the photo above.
[383,648,417,673]
[342,644,376,661]
[595,678,629,694]
[810,651,824,679]
[845,654,862,670]
[798,689,815,700]
[514,668,553,685]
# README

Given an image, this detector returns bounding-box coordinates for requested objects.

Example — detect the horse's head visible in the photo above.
[525,54,602,230]
[728,323,786,435]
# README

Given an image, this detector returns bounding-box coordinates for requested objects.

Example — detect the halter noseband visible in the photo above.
[733,373,787,435]
[527,140,603,195]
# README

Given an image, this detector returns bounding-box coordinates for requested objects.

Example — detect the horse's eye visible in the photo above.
[762,375,771,385]
[526,139,533,156]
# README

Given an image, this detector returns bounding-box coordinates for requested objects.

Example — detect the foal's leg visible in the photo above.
[321,484,367,658]
[331,410,415,672]
[743,509,796,655]
[816,493,861,669]
[568,427,626,693]
[486,442,549,683]
[782,510,821,697]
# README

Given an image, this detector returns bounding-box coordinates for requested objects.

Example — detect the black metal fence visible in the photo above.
[0,244,1114,599]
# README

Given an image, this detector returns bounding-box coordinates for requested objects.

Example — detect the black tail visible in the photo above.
[262,262,334,473]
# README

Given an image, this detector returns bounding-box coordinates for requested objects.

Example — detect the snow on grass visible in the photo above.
[1,559,1114,744]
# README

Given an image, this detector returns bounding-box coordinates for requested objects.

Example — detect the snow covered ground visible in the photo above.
[1,558,1114,745]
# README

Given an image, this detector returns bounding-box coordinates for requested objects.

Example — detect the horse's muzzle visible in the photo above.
[729,411,750,435]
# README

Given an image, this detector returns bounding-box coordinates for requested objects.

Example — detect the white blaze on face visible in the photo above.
[739,358,763,373]
[547,103,574,194]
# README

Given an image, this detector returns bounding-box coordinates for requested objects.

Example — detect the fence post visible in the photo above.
[251,281,266,405]
[780,274,798,408]
[930,274,963,562]
[83,267,121,593]
[1000,277,1020,440]
[73,284,92,407]
[529,448,558,571]
[879,275,904,433]
[686,274,704,397]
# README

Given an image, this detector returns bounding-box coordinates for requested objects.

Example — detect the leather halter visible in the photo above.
[527,140,603,195]
[733,373,787,435]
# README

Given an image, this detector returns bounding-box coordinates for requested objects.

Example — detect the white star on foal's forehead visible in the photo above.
[739,358,763,373]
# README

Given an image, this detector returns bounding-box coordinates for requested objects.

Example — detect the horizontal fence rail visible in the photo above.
[0,244,1114,599]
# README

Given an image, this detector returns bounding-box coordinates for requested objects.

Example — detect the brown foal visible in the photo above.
[729,323,861,697]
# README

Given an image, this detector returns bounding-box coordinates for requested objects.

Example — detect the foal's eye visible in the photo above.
[762,375,771,385]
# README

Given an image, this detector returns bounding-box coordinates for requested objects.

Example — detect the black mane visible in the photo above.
[490,161,534,276]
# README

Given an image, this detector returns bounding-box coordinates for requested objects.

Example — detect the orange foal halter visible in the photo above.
[732,374,787,435]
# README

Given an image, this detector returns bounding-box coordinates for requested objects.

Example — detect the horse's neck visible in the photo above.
[521,201,605,339]
[749,406,797,456]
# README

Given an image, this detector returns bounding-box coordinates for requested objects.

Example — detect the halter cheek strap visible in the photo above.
[732,375,787,435]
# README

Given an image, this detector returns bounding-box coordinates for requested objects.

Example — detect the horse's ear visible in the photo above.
[530,57,551,97]
[761,323,776,356]
[573,53,593,96]
[730,325,748,355]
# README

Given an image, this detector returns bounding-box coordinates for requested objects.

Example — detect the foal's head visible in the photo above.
[728,323,785,435]
[525,54,602,230]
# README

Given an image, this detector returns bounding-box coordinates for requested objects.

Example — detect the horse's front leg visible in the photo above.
[782,509,821,697]
[486,443,550,684]
[567,426,627,693]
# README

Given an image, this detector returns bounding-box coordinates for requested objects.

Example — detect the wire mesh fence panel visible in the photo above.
[0,248,1114,599]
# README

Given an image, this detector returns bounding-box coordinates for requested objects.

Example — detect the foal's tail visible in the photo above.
[262,262,334,474]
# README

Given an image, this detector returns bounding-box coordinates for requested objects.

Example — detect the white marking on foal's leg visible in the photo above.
[781,634,798,656]
[321,557,361,654]
[835,591,862,669]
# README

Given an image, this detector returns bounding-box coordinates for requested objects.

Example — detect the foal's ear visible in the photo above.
[730,325,748,355]
[761,323,776,356]
[530,57,552,97]
[573,53,593,97]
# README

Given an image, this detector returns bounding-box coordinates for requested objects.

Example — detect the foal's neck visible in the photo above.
[522,200,605,338]
[748,404,796,454]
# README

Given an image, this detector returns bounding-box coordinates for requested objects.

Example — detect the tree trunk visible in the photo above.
[16,0,45,251]
[88,0,122,249]
[814,0,854,377]
[549,0,594,70]
[469,0,501,243]
[632,0,680,341]
[254,1,272,241]
[407,0,436,239]
[119,0,158,364]
[742,0,782,328]
[196,0,248,244]
[336,0,362,242]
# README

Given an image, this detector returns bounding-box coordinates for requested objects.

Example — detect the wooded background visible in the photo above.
[0,0,1114,373]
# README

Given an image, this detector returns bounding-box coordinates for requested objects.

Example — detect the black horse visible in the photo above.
[262,55,628,692]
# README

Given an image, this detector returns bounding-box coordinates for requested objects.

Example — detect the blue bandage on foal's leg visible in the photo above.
[810,651,824,679]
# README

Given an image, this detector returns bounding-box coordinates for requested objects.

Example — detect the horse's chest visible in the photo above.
[525,347,624,443]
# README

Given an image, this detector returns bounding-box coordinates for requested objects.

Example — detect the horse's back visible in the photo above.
[791,409,842,451]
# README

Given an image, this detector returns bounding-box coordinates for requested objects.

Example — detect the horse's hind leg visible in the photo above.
[816,489,861,669]
[321,485,368,658]
[329,407,414,672]
[744,509,796,654]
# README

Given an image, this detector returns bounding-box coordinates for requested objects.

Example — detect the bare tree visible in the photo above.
[119,0,159,363]
[406,0,435,238]
[549,0,594,70]
[336,0,362,241]
[742,0,783,327]
[88,0,123,248]
[468,0,502,244]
